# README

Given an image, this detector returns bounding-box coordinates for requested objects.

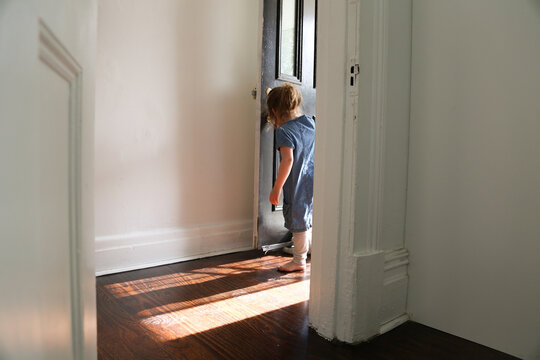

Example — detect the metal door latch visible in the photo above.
[350,64,360,86]
[251,87,257,99]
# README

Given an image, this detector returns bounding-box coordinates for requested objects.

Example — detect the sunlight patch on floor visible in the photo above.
[105,256,290,298]
[104,272,223,298]
[137,272,309,317]
[139,277,310,341]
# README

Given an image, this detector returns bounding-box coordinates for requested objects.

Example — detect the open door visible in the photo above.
[0,1,96,359]
[257,0,317,249]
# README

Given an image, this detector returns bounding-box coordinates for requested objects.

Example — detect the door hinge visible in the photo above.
[251,87,257,99]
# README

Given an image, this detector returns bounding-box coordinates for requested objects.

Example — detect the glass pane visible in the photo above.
[280,0,297,77]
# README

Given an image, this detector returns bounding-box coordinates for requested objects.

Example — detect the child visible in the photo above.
[266,83,315,272]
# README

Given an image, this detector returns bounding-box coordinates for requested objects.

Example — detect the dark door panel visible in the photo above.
[258,0,316,248]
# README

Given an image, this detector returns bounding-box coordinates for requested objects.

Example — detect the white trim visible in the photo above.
[38,18,84,360]
[384,248,409,272]
[333,0,364,341]
[95,221,253,276]
[380,248,409,328]
[342,0,361,255]
[337,0,392,342]
[39,20,81,82]
[366,0,389,251]
[384,273,408,287]
[380,314,409,335]
[308,0,347,341]
[311,0,411,344]
[95,247,253,277]
[343,0,360,255]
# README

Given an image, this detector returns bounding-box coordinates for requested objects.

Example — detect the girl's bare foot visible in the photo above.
[277,261,305,272]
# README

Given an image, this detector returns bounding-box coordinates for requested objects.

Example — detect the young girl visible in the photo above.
[266,83,315,272]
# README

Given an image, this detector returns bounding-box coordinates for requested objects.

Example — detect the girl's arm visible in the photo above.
[269,146,293,205]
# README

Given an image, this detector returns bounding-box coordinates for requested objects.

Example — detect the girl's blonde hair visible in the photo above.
[266,83,303,127]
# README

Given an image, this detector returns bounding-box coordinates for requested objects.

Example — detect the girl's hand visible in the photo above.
[269,186,281,205]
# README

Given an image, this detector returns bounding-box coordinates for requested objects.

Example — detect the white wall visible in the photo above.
[95,0,259,274]
[407,1,540,359]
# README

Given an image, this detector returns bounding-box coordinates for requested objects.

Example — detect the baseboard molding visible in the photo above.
[95,220,253,276]
[380,314,409,335]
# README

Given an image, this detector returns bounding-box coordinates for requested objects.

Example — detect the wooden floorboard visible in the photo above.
[97,250,519,360]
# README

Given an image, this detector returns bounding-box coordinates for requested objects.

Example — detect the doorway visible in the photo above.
[255,0,318,250]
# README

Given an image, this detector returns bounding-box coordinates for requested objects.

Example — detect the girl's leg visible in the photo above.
[307,228,312,254]
[292,230,310,265]
[283,228,312,255]
[278,229,311,272]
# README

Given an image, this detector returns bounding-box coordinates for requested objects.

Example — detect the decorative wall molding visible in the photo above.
[380,248,409,331]
[384,247,409,275]
[39,20,81,82]
[95,220,254,276]
[366,0,389,252]
[38,18,84,360]
[335,0,393,343]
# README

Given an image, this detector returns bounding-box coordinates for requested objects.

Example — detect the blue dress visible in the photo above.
[275,115,315,232]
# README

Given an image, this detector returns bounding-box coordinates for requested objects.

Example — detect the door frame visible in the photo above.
[252,0,264,248]
[310,0,412,342]
[254,0,412,343]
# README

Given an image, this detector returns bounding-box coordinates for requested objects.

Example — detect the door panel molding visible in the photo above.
[39,19,84,359]
[39,20,81,82]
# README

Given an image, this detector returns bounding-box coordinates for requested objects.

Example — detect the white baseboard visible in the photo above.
[95,220,254,276]
[380,314,410,335]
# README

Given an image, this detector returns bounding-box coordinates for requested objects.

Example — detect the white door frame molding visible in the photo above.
[1,2,97,357]
[252,0,264,248]
[38,18,86,358]
[309,0,411,343]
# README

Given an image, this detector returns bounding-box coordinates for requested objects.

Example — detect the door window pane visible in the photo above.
[280,0,297,77]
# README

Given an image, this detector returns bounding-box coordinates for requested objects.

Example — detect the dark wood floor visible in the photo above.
[97,250,519,360]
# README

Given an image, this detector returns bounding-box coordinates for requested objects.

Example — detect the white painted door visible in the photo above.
[0,1,97,359]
